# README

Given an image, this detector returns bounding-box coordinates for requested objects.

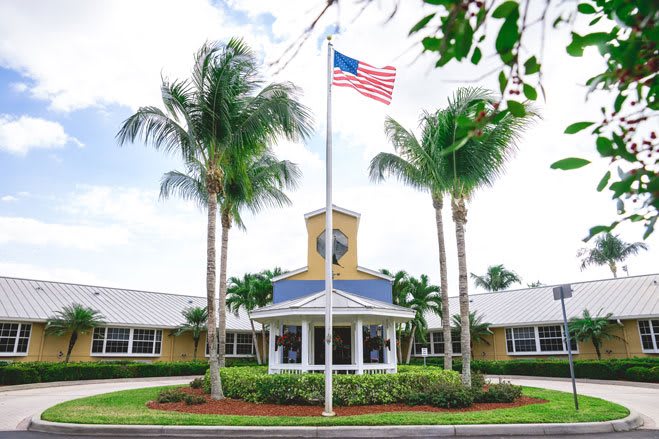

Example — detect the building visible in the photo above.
[250,206,415,374]
[0,205,657,364]
[0,276,259,362]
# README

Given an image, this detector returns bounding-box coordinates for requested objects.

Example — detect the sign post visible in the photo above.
[553,284,579,411]
[421,347,428,367]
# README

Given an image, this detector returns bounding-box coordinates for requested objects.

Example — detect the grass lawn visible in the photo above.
[40,385,629,427]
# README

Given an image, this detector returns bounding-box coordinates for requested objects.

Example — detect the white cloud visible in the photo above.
[0,0,259,112]
[0,261,104,286]
[0,114,82,155]
[0,216,130,250]
[1,195,17,202]
[10,82,27,92]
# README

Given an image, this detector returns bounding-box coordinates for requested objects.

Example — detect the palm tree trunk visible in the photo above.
[65,331,78,363]
[396,325,402,364]
[193,337,199,360]
[452,196,471,387]
[206,191,223,400]
[218,211,231,369]
[609,262,618,278]
[593,340,602,360]
[405,324,416,364]
[249,315,262,364]
[433,194,452,371]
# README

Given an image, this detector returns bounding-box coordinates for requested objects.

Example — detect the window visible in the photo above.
[0,322,31,355]
[280,325,301,364]
[428,331,461,355]
[91,327,162,356]
[363,325,384,363]
[639,320,659,352]
[506,325,577,355]
[206,332,255,357]
[236,333,254,355]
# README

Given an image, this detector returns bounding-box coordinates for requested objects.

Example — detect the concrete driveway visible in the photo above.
[494,376,659,430]
[0,376,195,430]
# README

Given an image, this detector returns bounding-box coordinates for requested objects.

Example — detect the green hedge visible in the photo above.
[0,361,209,385]
[203,366,464,406]
[408,357,659,382]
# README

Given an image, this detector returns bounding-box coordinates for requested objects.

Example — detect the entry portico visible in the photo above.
[251,205,414,374]
[251,288,414,374]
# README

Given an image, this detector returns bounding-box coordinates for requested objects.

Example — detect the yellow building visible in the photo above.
[0,205,657,365]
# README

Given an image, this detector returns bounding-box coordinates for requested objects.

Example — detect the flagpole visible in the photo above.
[322,35,335,418]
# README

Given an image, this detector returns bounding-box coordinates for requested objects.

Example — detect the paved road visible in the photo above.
[497,376,659,430]
[0,375,657,437]
[0,376,193,431]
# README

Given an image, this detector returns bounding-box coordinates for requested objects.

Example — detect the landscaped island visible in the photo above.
[40,366,629,427]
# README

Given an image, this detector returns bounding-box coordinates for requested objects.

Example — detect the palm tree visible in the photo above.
[171,307,208,360]
[254,267,281,361]
[380,269,410,363]
[45,304,104,363]
[470,264,521,292]
[569,309,624,360]
[117,39,312,399]
[452,312,492,357]
[578,233,648,278]
[370,115,454,371]
[400,274,442,364]
[226,272,274,364]
[433,87,534,385]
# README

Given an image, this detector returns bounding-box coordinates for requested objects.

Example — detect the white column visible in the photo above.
[301,320,309,372]
[355,318,363,374]
[268,320,277,374]
[388,319,397,372]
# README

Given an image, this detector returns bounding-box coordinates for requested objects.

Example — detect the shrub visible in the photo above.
[0,360,209,386]
[408,357,659,383]
[625,366,659,382]
[202,366,462,406]
[189,377,204,389]
[157,388,186,403]
[184,394,206,405]
[477,381,522,403]
[407,381,474,409]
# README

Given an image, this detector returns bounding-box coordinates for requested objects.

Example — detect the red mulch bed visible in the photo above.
[147,387,547,417]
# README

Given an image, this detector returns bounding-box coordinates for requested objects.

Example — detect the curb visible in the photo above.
[0,375,201,393]
[28,411,643,437]
[486,374,659,390]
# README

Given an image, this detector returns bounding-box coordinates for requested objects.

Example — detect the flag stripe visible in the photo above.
[333,70,393,96]
[332,50,396,105]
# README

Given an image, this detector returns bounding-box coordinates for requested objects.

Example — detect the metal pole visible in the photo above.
[322,36,335,417]
[560,290,579,411]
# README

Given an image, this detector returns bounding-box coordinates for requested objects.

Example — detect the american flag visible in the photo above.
[332,50,396,105]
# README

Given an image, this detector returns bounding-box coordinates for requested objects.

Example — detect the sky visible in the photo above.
[0,0,656,298]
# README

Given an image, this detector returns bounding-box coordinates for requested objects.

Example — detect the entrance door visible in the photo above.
[313,326,352,365]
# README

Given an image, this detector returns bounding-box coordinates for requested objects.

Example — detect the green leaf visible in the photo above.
[492,1,519,18]
[422,37,442,52]
[550,157,591,170]
[566,33,584,57]
[589,15,602,25]
[506,100,526,117]
[584,224,613,241]
[596,137,614,156]
[498,71,507,94]
[471,47,482,65]
[441,136,470,156]
[596,171,611,191]
[496,15,519,54]
[522,84,537,100]
[577,3,596,14]
[410,13,435,35]
[523,56,540,75]
[492,109,510,124]
[564,121,594,134]
[614,94,627,112]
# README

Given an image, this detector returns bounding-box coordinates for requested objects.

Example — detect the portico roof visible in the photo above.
[250,289,415,322]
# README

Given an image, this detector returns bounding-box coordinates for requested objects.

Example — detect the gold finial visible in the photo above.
[327,35,332,41]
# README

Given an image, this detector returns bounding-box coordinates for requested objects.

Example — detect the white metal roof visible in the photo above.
[250,289,415,321]
[0,276,259,331]
[425,273,659,329]
[303,204,361,221]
